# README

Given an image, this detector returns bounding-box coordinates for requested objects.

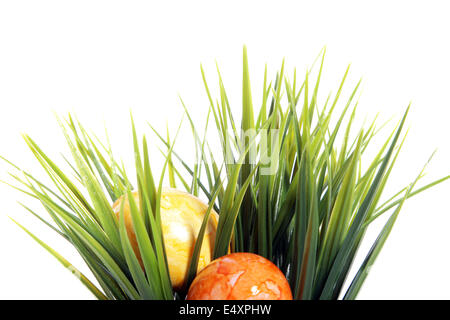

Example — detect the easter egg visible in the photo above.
[112,187,219,289]
[186,252,293,300]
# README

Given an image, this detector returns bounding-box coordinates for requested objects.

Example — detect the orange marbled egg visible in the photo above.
[186,252,293,300]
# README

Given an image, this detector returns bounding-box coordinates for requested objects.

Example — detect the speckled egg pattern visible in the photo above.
[187,252,293,300]
[112,188,218,289]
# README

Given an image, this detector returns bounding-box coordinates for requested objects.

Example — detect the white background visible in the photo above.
[1,0,449,299]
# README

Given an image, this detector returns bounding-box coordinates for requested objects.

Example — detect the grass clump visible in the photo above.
[3,46,448,300]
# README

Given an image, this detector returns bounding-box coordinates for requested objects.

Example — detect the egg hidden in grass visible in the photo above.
[112,187,219,290]
[186,252,293,300]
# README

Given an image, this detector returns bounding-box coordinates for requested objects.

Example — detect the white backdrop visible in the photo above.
[1,0,449,299]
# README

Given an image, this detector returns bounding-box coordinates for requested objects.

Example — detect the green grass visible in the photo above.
[3,46,448,300]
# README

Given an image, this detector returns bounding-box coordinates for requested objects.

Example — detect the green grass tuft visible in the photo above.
[3,46,449,300]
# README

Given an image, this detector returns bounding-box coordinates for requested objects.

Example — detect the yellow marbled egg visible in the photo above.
[112,188,219,290]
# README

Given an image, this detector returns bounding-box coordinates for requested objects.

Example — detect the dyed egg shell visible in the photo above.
[187,252,293,300]
[112,187,219,289]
